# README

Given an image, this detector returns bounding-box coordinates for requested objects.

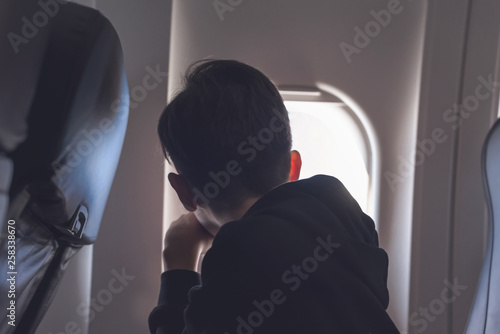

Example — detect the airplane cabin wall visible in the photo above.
[411,0,500,333]
[451,0,500,331]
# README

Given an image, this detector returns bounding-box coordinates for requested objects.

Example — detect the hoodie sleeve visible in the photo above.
[148,270,201,334]
[148,225,246,334]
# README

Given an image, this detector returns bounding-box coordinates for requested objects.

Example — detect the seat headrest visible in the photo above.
[2,1,129,244]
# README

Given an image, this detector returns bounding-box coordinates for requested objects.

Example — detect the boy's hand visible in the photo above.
[163,213,214,272]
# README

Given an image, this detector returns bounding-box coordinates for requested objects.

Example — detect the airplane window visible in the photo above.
[285,100,371,213]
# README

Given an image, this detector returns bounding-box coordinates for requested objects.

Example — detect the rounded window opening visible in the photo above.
[281,88,372,215]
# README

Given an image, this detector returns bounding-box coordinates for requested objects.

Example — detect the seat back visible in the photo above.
[0,1,129,333]
[464,118,500,333]
[0,0,39,226]
[0,157,13,227]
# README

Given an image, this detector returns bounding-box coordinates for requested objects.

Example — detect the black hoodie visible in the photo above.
[149,175,400,334]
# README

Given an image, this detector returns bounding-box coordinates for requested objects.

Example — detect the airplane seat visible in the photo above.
[464,118,500,333]
[0,1,129,333]
[0,156,13,227]
[0,0,36,227]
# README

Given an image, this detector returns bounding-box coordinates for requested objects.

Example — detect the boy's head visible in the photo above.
[158,59,299,221]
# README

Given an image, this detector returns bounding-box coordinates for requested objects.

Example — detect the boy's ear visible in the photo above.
[168,173,197,212]
[289,150,302,181]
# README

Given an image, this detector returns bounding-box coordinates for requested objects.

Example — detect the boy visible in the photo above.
[149,59,399,333]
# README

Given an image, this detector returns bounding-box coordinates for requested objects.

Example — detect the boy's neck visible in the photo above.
[196,196,261,235]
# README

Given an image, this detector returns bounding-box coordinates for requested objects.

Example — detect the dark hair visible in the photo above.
[158,59,291,208]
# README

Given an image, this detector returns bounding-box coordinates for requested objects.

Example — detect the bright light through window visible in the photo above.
[285,100,371,213]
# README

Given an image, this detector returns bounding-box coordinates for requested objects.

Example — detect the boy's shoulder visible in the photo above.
[211,173,377,253]
[214,174,352,239]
